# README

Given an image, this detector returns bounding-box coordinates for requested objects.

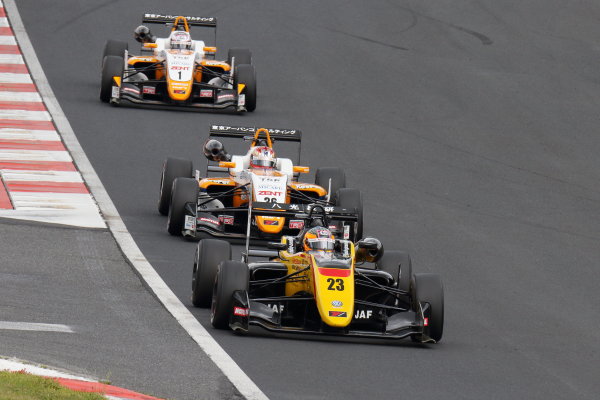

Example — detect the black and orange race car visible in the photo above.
[100,14,256,112]
[191,206,444,343]
[158,125,364,241]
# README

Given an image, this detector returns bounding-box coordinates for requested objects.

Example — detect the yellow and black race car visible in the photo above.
[192,205,444,343]
[159,125,363,241]
[100,14,256,112]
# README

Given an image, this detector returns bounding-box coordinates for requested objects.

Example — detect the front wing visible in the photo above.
[229,291,436,343]
[110,80,246,112]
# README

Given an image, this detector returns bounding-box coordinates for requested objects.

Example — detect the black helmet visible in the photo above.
[355,237,384,263]
[203,139,230,161]
[134,25,155,43]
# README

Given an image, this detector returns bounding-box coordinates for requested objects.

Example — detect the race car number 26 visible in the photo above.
[327,278,344,291]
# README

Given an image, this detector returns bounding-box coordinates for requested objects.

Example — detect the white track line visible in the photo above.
[4,1,268,399]
[0,321,74,333]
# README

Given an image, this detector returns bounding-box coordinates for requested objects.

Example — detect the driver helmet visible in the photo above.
[303,227,335,253]
[169,30,192,50]
[250,146,276,169]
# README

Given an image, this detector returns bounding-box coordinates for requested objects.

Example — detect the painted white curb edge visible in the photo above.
[0,357,95,382]
[3,2,269,399]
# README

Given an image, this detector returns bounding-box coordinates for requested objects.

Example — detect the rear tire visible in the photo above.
[158,158,193,215]
[100,55,124,102]
[211,261,249,329]
[102,40,128,65]
[167,178,199,236]
[192,239,231,307]
[336,188,363,241]
[227,48,252,66]
[413,273,444,342]
[234,64,257,112]
[315,167,346,203]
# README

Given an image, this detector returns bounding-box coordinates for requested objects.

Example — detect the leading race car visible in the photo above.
[100,13,256,112]
[158,125,364,242]
[191,205,444,343]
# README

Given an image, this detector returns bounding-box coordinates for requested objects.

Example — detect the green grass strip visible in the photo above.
[0,371,105,400]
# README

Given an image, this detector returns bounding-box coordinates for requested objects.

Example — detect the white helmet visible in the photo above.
[169,30,192,50]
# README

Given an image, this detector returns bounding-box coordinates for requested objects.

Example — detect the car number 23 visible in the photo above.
[326,278,344,291]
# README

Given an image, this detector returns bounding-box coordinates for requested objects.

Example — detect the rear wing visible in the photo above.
[206,125,303,175]
[142,14,217,27]
[243,203,359,260]
[251,202,357,222]
[209,125,302,142]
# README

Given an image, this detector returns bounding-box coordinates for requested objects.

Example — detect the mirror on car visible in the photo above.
[267,242,287,250]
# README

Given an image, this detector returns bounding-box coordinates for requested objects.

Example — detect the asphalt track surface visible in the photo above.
[16,1,600,399]
[0,219,239,400]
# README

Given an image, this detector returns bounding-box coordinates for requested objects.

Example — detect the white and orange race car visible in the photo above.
[100,14,256,112]
[158,125,364,241]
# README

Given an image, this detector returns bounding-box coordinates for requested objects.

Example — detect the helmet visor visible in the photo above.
[307,238,335,251]
[251,159,275,168]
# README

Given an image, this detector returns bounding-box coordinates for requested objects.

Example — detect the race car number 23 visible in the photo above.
[326,278,344,291]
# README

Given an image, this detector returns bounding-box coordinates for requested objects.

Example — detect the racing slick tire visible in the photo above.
[167,177,199,236]
[227,48,252,66]
[412,273,444,342]
[234,64,257,112]
[211,261,249,329]
[315,167,346,203]
[376,251,412,297]
[158,157,193,215]
[192,239,232,307]
[336,188,363,241]
[102,40,128,65]
[100,55,124,103]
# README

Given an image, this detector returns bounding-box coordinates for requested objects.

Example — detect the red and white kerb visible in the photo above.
[0,3,104,228]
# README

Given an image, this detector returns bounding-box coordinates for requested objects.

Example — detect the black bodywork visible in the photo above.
[227,213,435,342]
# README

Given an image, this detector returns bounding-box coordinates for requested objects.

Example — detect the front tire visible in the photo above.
[167,178,199,236]
[336,188,363,241]
[234,64,257,112]
[315,167,346,203]
[376,250,412,296]
[211,261,249,329]
[158,158,193,215]
[100,55,124,103]
[192,239,231,307]
[227,48,252,66]
[102,40,128,65]
[413,273,444,342]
